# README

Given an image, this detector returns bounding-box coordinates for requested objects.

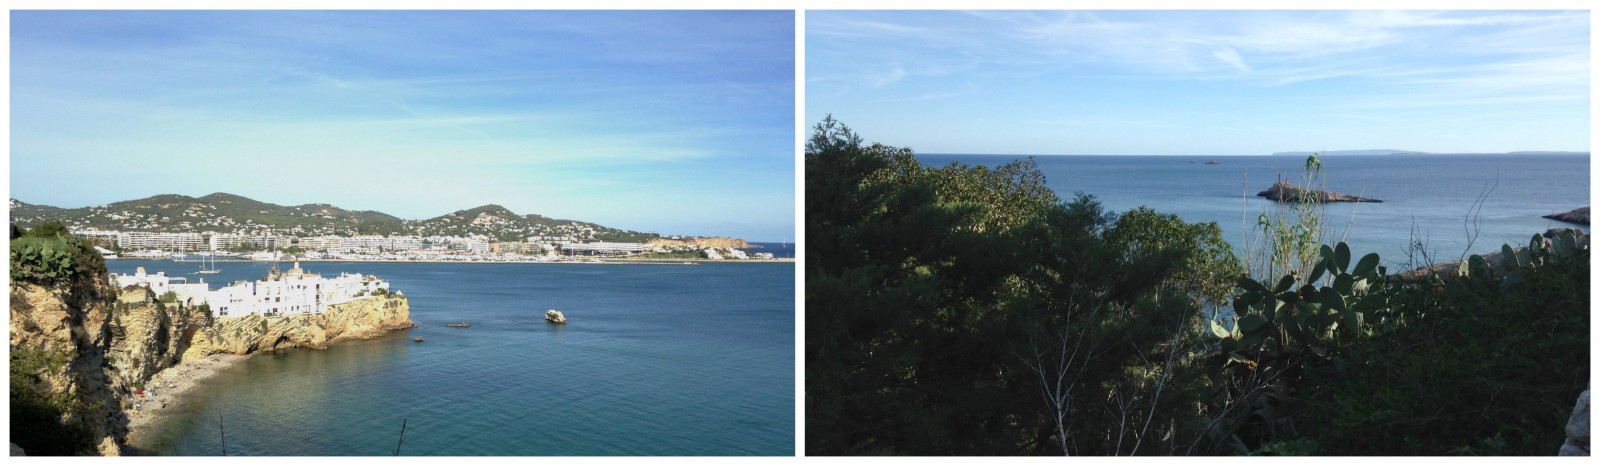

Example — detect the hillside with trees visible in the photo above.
[9,194,659,243]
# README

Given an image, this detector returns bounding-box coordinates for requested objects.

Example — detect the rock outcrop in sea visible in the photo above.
[10,271,412,455]
[1543,206,1589,225]
[1256,182,1381,203]
[545,309,567,324]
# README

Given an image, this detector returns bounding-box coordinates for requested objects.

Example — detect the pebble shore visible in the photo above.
[123,353,250,445]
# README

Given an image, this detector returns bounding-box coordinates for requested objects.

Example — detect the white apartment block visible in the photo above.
[209,233,245,251]
[111,267,213,305]
[206,262,390,318]
[117,232,205,251]
[391,237,422,250]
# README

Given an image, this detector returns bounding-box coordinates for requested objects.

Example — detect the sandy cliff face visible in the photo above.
[183,295,413,357]
[9,281,124,455]
[647,237,752,250]
[105,287,206,391]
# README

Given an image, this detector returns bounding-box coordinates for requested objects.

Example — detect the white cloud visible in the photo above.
[1211,47,1250,73]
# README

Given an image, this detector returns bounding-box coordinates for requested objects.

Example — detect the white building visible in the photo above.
[206,261,390,317]
[117,232,205,251]
[209,233,245,251]
[111,267,212,305]
[562,242,647,256]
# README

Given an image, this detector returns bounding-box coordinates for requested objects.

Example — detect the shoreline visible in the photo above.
[127,257,796,265]
[122,353,251,450]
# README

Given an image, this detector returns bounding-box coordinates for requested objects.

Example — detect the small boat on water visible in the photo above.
[1205,160,1221,165]
[414,336,424,343]
[446,322,471,328]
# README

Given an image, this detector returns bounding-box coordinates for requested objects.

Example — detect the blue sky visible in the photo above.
[807,10,1590,156]
[11,10,795,242]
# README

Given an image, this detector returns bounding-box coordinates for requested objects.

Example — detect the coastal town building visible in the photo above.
[561,241,647,256]
[206,261,390,317]
[117,232,205,251]
[209,233,245,251]
[111,267,213,304]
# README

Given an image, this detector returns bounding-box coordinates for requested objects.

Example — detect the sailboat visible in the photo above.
[195,252,221,275]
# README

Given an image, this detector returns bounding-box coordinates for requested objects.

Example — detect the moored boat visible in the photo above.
[414,336,424,343]
[446,322,471,328]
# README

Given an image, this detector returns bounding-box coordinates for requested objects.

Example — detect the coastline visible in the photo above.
[144,257,796,265]
[122,353,251,451]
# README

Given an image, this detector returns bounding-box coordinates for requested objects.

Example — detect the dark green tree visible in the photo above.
[806,116,1240,455]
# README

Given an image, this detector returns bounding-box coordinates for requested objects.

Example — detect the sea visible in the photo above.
[919,153,1590,269]
[111,258,795,456]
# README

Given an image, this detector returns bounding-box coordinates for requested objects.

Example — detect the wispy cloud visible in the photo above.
[807,10,1589,155]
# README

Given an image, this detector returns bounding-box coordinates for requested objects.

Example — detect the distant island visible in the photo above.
[1273,149,1588,156]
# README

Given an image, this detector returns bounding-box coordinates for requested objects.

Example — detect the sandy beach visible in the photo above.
[123,353,251,446]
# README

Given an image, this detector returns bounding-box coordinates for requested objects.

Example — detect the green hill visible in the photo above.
[9,194,658,243]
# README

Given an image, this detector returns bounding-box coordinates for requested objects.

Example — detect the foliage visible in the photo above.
[1300,230,1588,455]
[1203,240,1391,454]
[1246,439,1319,456]
[1246,154,1333,283]
[9,345,96,455]
[9,223,108,293]
[158,290,180,304]
[1000,197,1227,455]
[1213,212,1587,455]
[806,117,1586,456]
[806,116,1240,455]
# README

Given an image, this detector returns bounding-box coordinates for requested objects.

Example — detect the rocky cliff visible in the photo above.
[9,280,125,455]
[183,295,413,357]
[104,286,207,394]
[11,278,411,456]
[647,237,752,250]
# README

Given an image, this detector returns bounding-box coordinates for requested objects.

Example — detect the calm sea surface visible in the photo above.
[111,259,795,456]
[920,154,1590,267]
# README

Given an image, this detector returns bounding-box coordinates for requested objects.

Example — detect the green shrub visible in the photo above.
[8,223,107,293]
[1211,231,1588,455]
[1301,231,1588,455]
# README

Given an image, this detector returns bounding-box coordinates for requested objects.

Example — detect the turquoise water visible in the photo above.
[111,260,795,456]
[920,153,1590,267]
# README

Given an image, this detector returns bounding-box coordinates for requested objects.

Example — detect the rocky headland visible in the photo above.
[646,236,752,250]
[1542,206,1589,225]
[9,272,411,456]
[1257,182,1382,203]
